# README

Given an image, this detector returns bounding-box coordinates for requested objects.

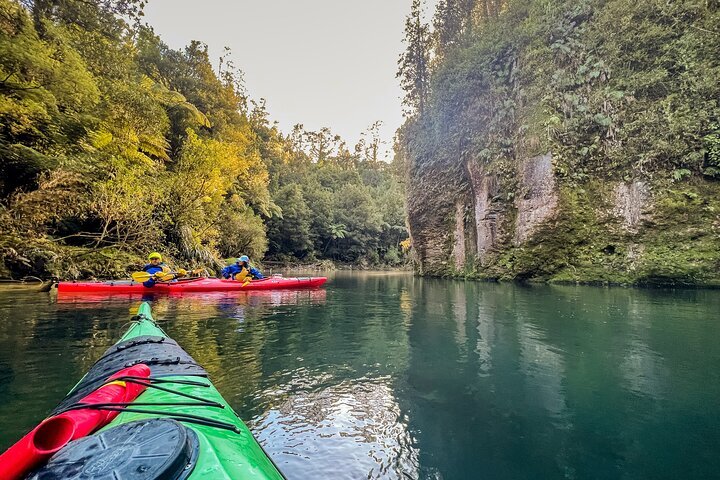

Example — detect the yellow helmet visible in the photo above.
[148,252,162,261]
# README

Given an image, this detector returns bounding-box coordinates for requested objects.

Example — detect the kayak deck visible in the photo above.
[58,276,327,293]
[30,303,285,479]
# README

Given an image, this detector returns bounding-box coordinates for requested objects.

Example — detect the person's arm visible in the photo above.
[250,267,263,279]
[220,266,231,279]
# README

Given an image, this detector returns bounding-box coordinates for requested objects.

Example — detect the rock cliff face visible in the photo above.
[407,159,720,284]
[406,149,720,285]
[513,154,558,246]
[612,181,648,233]
[466,161,499,264]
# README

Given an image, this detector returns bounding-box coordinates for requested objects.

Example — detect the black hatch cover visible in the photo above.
[28,418,199,480]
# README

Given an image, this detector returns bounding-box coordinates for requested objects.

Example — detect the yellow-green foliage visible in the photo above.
[0,0,275,276]
[163,128,266,253]
[0,0,409,277]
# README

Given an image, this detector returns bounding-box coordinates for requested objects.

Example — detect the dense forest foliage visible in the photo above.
[0,0,407,279]
[398,0,720,284]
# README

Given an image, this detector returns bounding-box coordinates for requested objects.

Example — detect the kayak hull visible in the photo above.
[55,288,328,305]
[58,276,327,293]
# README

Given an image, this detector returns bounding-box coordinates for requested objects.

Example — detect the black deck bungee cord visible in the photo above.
[57,404,241,433]
[56,375,240,433]
[112,375,224,407]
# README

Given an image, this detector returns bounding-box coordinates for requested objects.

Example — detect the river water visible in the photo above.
[0,272,718,479]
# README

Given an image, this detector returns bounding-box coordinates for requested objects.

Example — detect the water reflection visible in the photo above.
[620,295,667,400]
[253,374,419,479]
[516,322,569,420]
[1,277,720,479]
[474,286,505,375]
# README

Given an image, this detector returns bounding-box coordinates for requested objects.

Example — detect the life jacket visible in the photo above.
[143,263,168,275]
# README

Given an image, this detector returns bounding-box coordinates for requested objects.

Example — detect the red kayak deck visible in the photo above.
[57,276,327,293]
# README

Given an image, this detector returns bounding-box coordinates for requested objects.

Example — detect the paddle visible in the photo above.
[233,268,252,287]
[233,268,248,282]
[131,268,188,283]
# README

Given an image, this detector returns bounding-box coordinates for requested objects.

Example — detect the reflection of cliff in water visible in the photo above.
[396,281,720,479]
[619,292,666,400]
[3,274,720,478]
[397,281,574,478]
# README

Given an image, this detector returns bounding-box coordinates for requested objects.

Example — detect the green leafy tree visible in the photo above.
[216,195,268,259]
[0,0,408,278]
[398,0,432,115]
[330,184,382,261]
[267,183,312,257]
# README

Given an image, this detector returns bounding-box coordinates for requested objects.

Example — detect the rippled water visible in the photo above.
[1,273,719,479]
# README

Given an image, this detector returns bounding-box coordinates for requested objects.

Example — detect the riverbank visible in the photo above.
[5,232,715,288]
[399,1,720,290]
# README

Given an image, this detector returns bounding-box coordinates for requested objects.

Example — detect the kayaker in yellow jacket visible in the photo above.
[142,252,186,287]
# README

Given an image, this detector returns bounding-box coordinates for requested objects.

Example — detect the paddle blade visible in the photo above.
[234,268,248,282]
[158,272,176,281]
[131,272,152,282]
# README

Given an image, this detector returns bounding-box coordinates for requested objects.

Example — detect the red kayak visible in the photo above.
[57,276,327,294]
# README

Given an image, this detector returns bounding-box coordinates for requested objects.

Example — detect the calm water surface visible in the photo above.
[0,272,719,479]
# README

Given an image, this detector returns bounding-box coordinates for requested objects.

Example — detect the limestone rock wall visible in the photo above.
[613,181,649,232]
[406,148,720,285]
[451,201,466,270]
[513,153,558,245]
[467,161,501,265]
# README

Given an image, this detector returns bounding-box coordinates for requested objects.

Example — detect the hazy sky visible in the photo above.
[143,1,438,158]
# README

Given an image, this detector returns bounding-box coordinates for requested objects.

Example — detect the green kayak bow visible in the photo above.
[24,302,285,479]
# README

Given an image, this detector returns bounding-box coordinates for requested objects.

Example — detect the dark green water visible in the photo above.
[1,272,719,479]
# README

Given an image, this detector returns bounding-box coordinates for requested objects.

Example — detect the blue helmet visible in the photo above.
[237,255,250,264]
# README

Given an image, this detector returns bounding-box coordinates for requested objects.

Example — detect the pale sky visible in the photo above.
[143,0,438,159]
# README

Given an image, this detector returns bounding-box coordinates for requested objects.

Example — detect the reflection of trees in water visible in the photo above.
[399,288,412,328]
[0,291,135,450]
[142,271,418,477]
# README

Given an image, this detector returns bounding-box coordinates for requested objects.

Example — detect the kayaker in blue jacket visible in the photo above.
[221,255,264,280]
